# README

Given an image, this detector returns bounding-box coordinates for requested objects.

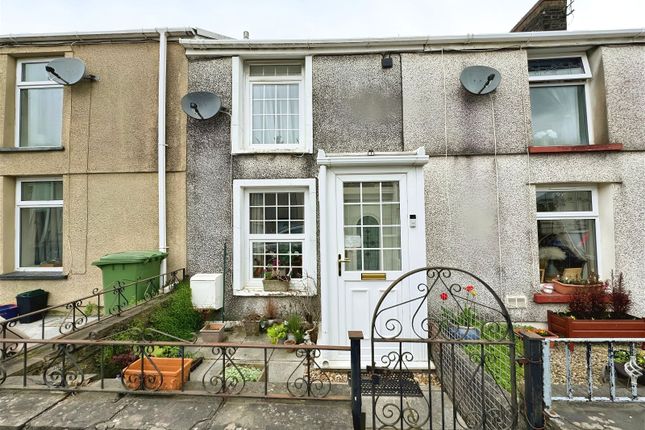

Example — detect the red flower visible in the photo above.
[440,292,448,301]
[465,285,474,292]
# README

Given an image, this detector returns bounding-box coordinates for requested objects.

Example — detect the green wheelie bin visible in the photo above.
[92,250,168,314]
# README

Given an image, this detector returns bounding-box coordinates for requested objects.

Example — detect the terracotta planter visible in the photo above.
[200,322,227,343]
[552,280,605,295]
[262,279,289,292]
[547,310,645,339]
[122,357,192,391]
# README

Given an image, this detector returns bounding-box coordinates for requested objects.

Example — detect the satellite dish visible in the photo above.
[181,92,222,120]
[460,66,501,95]
[46,58,97,85]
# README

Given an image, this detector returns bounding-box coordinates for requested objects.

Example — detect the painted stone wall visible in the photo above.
[187,45,645,322]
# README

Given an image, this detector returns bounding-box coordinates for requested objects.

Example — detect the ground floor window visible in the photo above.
[233,179,316,295]
[536,186,599,282]
[16,178,63,270]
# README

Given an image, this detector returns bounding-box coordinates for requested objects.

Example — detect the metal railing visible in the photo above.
[1,269,185,359]
[0,328,353,403]
[543,338,645,408]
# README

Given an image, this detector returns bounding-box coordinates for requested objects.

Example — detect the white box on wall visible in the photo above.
[190,273,223,310]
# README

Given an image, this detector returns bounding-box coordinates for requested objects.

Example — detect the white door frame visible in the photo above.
[317,148,429,366]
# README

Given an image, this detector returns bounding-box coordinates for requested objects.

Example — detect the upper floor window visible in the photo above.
[231,57,312,154]
[15,59,64,148]
[536,186,599,283]
[16,179,63,271]
[528,55,592,147]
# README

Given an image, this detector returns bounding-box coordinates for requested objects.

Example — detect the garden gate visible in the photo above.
[364,267,518,429]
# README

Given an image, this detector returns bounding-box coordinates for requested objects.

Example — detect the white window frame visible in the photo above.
[14,58,64,148]
[233,178,317,296]
[15,177,64,272]
[231,56,313,154]
[528,53,594,145]
[536,185,601,282]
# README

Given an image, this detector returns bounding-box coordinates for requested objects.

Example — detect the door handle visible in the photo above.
[338,254,350,276]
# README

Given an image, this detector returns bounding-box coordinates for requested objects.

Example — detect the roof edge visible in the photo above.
[180,28,645,52]
[0,27,231,45]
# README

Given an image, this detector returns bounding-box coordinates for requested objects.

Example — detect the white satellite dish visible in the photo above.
[46,58,97,85]
[460,66,501,95]
[181,92,222,120]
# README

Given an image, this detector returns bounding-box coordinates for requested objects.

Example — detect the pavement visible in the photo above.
[546,402,645,430]
[0,390,353,430]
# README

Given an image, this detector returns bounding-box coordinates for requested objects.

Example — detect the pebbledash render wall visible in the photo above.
[185,37,645,322]
[0,36,193,305]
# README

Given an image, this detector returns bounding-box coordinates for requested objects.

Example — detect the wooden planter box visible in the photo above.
[515,327,559,347]
[552,280,605,295]
[123,357,192,391]
[262,279,289,292]
[547,310,645,339]
[200,322,227,343]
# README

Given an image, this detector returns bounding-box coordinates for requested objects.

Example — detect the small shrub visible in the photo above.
[609,272,632,318]
[148,281,202,340]
[569,287,608,319]
[226,365,263,382]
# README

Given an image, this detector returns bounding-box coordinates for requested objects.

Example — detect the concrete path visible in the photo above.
[0,390,352,430]
[546,402,645,430]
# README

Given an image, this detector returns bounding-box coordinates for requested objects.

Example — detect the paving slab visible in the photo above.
[27,392,128,430]
[0,390,68,430]
[108,395,222,430]
[195,398,353,430]
[547,402,645,430]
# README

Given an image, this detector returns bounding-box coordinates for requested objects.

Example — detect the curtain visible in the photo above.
[530,86,588,146]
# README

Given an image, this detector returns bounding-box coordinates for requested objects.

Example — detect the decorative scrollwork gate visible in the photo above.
[368,267,518,429]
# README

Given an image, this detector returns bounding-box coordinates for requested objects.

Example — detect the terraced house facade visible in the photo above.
[181,30,645,360]
[0,29,225,304]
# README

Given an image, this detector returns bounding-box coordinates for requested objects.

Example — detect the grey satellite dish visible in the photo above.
[181,92,222,120]
[46,58,97,85]
[460,66,501,95]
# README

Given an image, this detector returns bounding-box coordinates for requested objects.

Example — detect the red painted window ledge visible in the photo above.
[528,143,623,154]
[533,292,573,304]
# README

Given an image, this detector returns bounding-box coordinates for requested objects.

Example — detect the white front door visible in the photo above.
[318,159,427,366]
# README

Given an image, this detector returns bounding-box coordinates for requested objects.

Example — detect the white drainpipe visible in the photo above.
[157,29,168,277]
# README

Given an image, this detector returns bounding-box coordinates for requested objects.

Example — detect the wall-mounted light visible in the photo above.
[381,53,393,69]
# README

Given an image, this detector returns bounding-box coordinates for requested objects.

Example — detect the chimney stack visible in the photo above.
[511,0,568,32]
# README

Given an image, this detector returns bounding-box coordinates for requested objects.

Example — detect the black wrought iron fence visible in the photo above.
[0,269,185,360]
[0,329,352,402]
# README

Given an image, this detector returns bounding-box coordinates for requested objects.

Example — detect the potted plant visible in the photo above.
[267,322,287,344]
[548,272,645,339]
[200,321,227,343]
[243,312,262,337]
[262,266,291,292]
[552,272,605,295]
[439,286,481,340]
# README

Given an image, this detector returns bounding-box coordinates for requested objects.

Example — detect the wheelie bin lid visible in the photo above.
[16,289,48,298]
[92,250,168,267]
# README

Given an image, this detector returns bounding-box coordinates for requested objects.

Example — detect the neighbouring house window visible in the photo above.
[231,57,312,154]
[16,179,63,270]
[15,59,64,147]
[536,187,599,282]
[528,55,592,146]
[233,179,316,295]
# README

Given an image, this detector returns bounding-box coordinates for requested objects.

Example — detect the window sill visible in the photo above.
[533,291,573,304]
[528,143,623,154]
[0,146,64,153]
[232,147,313,155]
[234,288,315,297]
[0,271,67,281]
